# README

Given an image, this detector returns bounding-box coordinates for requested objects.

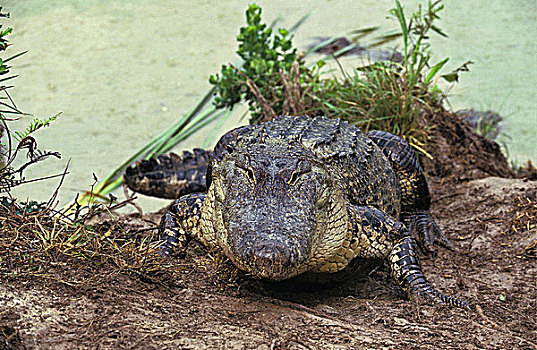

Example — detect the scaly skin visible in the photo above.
[125,149,210,199]
[367,130,452,250]
[132,115,467,308]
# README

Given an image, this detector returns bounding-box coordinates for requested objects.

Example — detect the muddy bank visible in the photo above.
[1,175,535,349]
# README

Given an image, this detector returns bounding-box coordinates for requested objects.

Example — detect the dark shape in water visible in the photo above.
[307,36,403,63]
[457,108,503,140]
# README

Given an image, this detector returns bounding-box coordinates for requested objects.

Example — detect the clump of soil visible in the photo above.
[1,111,535,349]
[424,107,514,182]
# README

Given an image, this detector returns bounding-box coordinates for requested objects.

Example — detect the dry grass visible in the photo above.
[0,198,172,285]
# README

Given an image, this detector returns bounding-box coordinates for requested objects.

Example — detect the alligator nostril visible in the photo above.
[252,243,291,265]
[232,234,304,280]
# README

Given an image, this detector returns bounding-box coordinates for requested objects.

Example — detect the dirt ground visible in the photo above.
[1,115,536,349]
[1,176,535,350]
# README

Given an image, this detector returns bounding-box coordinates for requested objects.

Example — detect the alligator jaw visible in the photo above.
[231,239,306,281]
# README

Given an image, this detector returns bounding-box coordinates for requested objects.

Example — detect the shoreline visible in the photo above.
[3,0,536,209]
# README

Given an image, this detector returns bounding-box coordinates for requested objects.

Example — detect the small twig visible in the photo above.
[14,149,61,175]
[280,61,303,117]
[468,287,537,349]
[292,61,301,108]
[230,63,276,122]
[332,54,350,81]
[279,69,294,116]
[268,298,363,332]
[122,181,143,216]
[46,159,70,209]
[13,172,67,185]
[0,115,14,166]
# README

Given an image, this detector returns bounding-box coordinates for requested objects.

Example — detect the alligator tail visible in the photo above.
[124,149,211,199]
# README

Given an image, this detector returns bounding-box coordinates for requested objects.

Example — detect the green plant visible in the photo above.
[0,7,61,195]
[306,63,432,152]
[12,114,59,140]
[210,4,308,124]
[314,0,472,150]
[392,0,449,88]
[209,1,468,153]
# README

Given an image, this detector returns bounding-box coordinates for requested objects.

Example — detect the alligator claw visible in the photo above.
[406,211,453,252]
[391,236,468,309]
[411,286,470,310]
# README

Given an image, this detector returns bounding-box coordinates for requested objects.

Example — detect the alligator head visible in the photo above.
[208,140,348,281]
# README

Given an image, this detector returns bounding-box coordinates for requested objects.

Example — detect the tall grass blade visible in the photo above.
[304,36,339,56]
[369,32,402,48]
[3,50,27,63]
[348,26,380,39]
[330,43,358,57]
[394,0,408,62]
[425,57,449,84]
[288,11,312,33]
[202,109,233,148]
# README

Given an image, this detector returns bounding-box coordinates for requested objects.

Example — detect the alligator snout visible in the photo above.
[228,230,308,280]
[223,192,316,280]
[253,243,290,264]
[241,240,301,280]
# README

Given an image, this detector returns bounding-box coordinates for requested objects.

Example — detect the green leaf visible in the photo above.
[13,114,60,141]
[431,25,448,37]
[348,25,380,39]
[278,28,289,37]
[440,59,473,83]
[394,0,408,60]
[425,57,449,84]
[3,50,27,63]
[440,72,458,83]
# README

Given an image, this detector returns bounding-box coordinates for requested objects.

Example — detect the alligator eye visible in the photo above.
[288,171,299,185]
[246,167,256,183]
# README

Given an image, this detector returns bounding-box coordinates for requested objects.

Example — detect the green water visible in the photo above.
[3,0,536,211]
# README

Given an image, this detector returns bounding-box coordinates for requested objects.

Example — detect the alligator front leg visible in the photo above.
[158,193,206,256]
[389,236,468,308]
[348,205,468,308]
[367,130,451,250]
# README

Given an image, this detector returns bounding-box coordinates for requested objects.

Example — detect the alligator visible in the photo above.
[125,115,468,308]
